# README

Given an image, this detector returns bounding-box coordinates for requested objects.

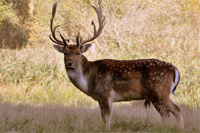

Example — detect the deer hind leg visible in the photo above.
[152,101,170,124]
[152,98,184,129]
[166,99,184,129]
[98,98,113,130]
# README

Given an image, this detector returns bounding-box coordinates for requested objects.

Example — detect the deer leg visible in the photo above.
[98,97,113,130]
[151,99,171,126]
[153,98,184,129]
[166,99,184,129]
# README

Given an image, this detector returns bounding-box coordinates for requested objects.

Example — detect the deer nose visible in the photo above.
[66,59,74,66]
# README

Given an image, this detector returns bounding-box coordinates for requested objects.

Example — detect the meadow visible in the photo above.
[0,102,200,132]
[0,0,200,132]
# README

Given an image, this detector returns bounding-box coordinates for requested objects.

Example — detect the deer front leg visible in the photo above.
[98,97,113,130]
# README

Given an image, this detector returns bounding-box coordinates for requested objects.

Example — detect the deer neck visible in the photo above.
[66,55,90,94]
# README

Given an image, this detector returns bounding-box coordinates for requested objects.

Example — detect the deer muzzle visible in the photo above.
[66,59,74,67]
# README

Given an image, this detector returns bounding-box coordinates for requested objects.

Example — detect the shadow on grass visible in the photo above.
[0,102,199,132]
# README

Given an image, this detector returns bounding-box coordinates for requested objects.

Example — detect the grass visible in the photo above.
[0,102,199,132]
[0,0,199,107]
[0,0,200,132]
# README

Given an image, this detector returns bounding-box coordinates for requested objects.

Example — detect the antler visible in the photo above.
[78,1,106,47]
[49,3,69,47]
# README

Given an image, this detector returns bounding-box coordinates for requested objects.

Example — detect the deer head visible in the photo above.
[49,2,105,69]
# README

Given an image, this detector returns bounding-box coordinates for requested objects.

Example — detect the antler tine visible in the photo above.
[59,32,68,47]
[79,1,106,46]
[49,3,69,46]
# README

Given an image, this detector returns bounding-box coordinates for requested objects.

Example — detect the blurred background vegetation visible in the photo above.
[0,0,199,107]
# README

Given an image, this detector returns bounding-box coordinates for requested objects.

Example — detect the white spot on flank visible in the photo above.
[160,72,168,90]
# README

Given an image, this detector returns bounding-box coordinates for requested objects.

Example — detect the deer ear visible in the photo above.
[81,43,92,53]
[53,45,64,53]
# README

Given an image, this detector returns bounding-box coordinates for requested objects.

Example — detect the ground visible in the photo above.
[0,101,199,132]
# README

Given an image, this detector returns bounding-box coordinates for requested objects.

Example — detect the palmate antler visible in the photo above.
[77,1,106,47]
[49,3,69,47]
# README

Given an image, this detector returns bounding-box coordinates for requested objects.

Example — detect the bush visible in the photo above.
[0,0,29,49]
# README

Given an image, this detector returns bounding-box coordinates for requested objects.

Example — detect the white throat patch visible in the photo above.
[67,65,88,94]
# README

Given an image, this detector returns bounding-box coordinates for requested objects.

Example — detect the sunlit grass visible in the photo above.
[0,0,199,108]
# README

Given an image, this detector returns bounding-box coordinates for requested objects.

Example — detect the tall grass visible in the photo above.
[0,0,199,108]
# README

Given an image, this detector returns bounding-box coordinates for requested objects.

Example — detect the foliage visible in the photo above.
[0,0,19,24]
[0,0,199,108]
[0,0,29,49]
[6,0,32,24]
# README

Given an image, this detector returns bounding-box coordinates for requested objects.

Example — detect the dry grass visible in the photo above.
[0,0,200,131]
[0,0,199,107]
[0,102,199,132]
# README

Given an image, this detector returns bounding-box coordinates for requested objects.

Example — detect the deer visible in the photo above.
[49,2,184,130]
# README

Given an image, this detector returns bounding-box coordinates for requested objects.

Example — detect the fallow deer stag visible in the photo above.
[49,2,184,130]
